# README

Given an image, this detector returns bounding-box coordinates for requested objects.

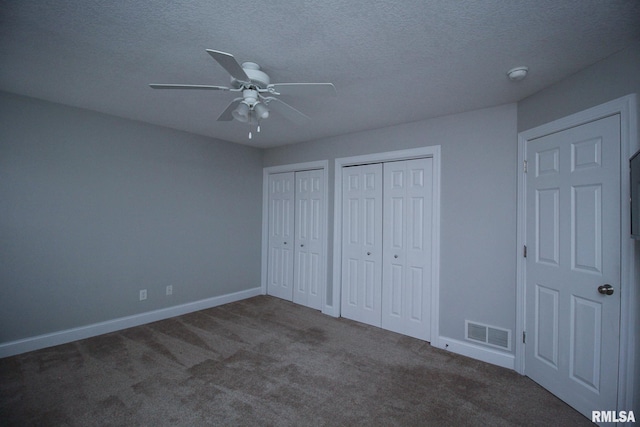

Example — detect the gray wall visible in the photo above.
[0,91,263,343]
[264,103,518,347]
[518,42,640,132]
[518,41,640,412]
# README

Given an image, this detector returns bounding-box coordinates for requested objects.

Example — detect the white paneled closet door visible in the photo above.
[267,172,295,300]
[293,169,324,310]
[341,164,384,326]
[382,158,433,341]
[340,158,434,341]
[267,169,325,309]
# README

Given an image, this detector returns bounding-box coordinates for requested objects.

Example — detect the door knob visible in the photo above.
[394,255,398,259]
[597,284,614,295]
[367,252,371,256]
[300,244,304,247]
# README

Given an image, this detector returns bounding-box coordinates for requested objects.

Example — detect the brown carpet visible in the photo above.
[0,295,591,426]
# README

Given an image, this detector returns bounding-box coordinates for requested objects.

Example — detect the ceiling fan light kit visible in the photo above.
[232,102,250,122]
[253,102,269,120]
[149,49,336,139]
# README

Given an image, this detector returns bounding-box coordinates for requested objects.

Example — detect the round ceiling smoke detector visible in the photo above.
[507,66,529,82]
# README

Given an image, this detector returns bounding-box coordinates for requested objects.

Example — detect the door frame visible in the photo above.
[515,94,638,411]
[332,146,441,345]
[261,161,329,309]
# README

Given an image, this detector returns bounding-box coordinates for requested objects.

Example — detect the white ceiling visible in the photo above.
[1,1,639,148]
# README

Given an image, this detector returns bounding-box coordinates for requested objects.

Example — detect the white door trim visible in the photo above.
[261,161,329,309]
[515,94,638,412]
[332,146,441,345]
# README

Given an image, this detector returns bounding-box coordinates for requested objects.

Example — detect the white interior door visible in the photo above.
[382,158,433,341]
[525,115,621,417]
[341,164,383,326]
[293,169,325,310]
[267,172,295,300]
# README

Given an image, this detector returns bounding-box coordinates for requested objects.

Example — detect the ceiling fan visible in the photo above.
[149,49,336,138]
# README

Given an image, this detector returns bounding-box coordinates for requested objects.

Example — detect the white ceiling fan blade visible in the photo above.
[206,49,251,84]
[149,84,230,90]
[266,83,336,96]
[264,97,311,124]
[217,98,243,121]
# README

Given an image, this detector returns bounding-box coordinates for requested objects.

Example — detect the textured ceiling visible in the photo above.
[1,1,639,148]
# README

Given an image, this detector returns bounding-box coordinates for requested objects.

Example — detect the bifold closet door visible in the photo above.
[340,158,434,341]
[341,164,383,326]
[267,172,295,300]
[293,169,324,310]
[267,169,325,309]
[381,158,433,341]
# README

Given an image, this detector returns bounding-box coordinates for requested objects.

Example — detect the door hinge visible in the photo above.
[523,331,526,344]
[523,245,527,258]
[523,160,528,173]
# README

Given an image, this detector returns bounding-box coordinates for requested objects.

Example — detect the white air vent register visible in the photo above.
[465,320,511,351]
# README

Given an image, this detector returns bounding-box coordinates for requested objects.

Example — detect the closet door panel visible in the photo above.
[341,164,383,326]
[267,172,295,300]
[382,158,433,341]
[293,169,324,310]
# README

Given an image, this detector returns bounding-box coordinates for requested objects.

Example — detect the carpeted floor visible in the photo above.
[0,295,591,426]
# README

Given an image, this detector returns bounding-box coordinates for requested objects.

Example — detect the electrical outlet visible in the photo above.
[166,285,173,296]
[139,289,147,301]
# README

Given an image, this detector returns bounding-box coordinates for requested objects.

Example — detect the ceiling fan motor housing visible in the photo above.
[241,89,259,105]
[231,62,270,89]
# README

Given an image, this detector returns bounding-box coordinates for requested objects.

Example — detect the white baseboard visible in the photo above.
[436,336,515,370]
[0,287,262,359]
[322,304,339,318]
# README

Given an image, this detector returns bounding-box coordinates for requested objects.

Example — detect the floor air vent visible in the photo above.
[465,320,511,350]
